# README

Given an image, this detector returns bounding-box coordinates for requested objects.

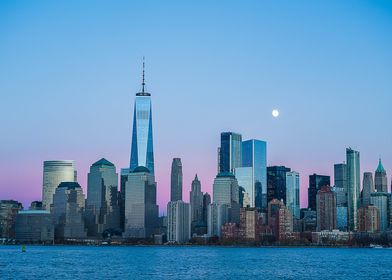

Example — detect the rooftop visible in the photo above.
[92,158,114,167]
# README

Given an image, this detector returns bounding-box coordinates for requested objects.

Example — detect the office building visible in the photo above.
[0,200,23,239]
[86,158,120,237]
[52,182,86,239]
[362,172,374,206]
[15,210,54,243]
[286,171,300,219]
[167,201,191,244]
[190,174,203,232]
[207,203,229,237]
[347,148,361,231]
[203,193,211,225]
[42,160,76,210]
[375,159,388,193]
[235,139,267,208]
[129,62,155,175]
[316,186,337,231]
[358,205,380,233]
[212,172,240,224]
[219,132,242,174]
[370,192,390,231]
[170,158,183,201]
[308,174,330,211]
[334,163,347,206]
[267,166,291,205]
[124,166,158,238]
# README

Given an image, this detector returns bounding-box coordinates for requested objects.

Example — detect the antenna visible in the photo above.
[142,56,145,93]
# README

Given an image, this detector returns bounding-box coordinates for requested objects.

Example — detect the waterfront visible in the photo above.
[0,246,391,279]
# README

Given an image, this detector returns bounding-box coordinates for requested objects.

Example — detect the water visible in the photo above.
[0,245,391,279]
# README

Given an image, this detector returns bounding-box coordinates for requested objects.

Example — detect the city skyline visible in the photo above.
[1,1,392,211]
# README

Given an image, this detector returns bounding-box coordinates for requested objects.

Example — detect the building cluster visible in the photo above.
[1,68,392,246]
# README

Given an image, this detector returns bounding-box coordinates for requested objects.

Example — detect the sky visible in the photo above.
[1,0,392,212]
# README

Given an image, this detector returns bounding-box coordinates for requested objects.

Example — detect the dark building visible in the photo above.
[15,210,54,243]
[300,208,317,232]
[267,166,291,204]
[29,201,43,210]
[203,193,211,225]
[219,132,242,173]
[170,158,183,202]
[119,168,131,232]
[0,200,23,239]
[308,174,330,211]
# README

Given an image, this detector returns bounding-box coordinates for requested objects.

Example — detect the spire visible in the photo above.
[194,174,198,181]
[136,57,150,96]
[376,158,386,173]
[142,56,145,93]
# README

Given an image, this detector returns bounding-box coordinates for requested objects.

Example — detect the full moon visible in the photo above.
[272,109,280,118]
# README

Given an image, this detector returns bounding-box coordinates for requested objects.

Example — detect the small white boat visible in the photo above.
[370,244,383,249]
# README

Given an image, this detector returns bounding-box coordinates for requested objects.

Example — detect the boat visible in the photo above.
[370,244,383,249]
[21,245,26,252]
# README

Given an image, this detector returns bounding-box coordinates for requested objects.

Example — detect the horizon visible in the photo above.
[1,0,392,212]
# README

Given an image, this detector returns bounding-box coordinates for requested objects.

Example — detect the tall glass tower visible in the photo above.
[219,132,242,174]
[347,148,360,231]
[130,60,154,174]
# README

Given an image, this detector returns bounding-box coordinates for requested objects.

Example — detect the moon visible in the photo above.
[272,109,280,118]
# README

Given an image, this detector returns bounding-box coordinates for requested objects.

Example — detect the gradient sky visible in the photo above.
[1,0,392,213]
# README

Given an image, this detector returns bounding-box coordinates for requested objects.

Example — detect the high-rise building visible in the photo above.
[170,158,183,201]
[239,208,260,241]
[375,159,388,193]
[124,166,158,238]
[52,182,86,239]
[334,163,347,206]
[358,205,380,233]
[207,203,229,237]
[362,172,374,206]
[42,160,76,210]
[15,210,54,243]
[190,174,203,232]
[212,172,240,224]
[235,139,267,209]
[203,192,211,225]
[336,206,348,231]
[316,186,337,231]
[346,148,361,231]
[0,200,23,239]
[167,201,191,244]
[119,168,131,231]
[267,166,291,205]
[86,158,120,237]
[286,171,300,219]
[308,174,330,211]
[129,61,154,175]
[219,132,242,174]
[29,201,43,210]
[370,192,390,231]
[267,199,293,240]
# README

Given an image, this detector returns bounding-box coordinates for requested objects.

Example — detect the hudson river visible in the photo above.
[1,246,391,279]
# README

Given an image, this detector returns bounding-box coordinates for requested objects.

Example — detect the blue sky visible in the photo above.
[1,0,392,209]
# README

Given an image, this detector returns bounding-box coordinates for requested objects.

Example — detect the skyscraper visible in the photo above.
[235,139,267,209]
[308,174,330,211]
[346,148,361,231]
[334,163,347,206]
[129,61,154,175]
[86,158,120,237]
[267,166,291,205]
[219,132,242,174]
[42,160,76,210]
[124,166,158,238]
[190,174,203,231]
[286,171,300,219]
[203,192,211,225]
[0,200,23,239]
[167,201,191,244]
[375,158,388,193]
[361,172,374,206]
[357,205,380,233]
[212,172,240,224]
[52,182,86,239]
[370,192,390,231]
[316,186,337,231]
[170,158,183,202]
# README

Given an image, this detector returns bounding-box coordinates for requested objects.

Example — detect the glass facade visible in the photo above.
[219,132,242,174]
[286,171,300,219]
[130,94,154,174]
[334,163,347,206]
[307,174,330,211]
[267,166,291,205]
[347,148,360,231]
